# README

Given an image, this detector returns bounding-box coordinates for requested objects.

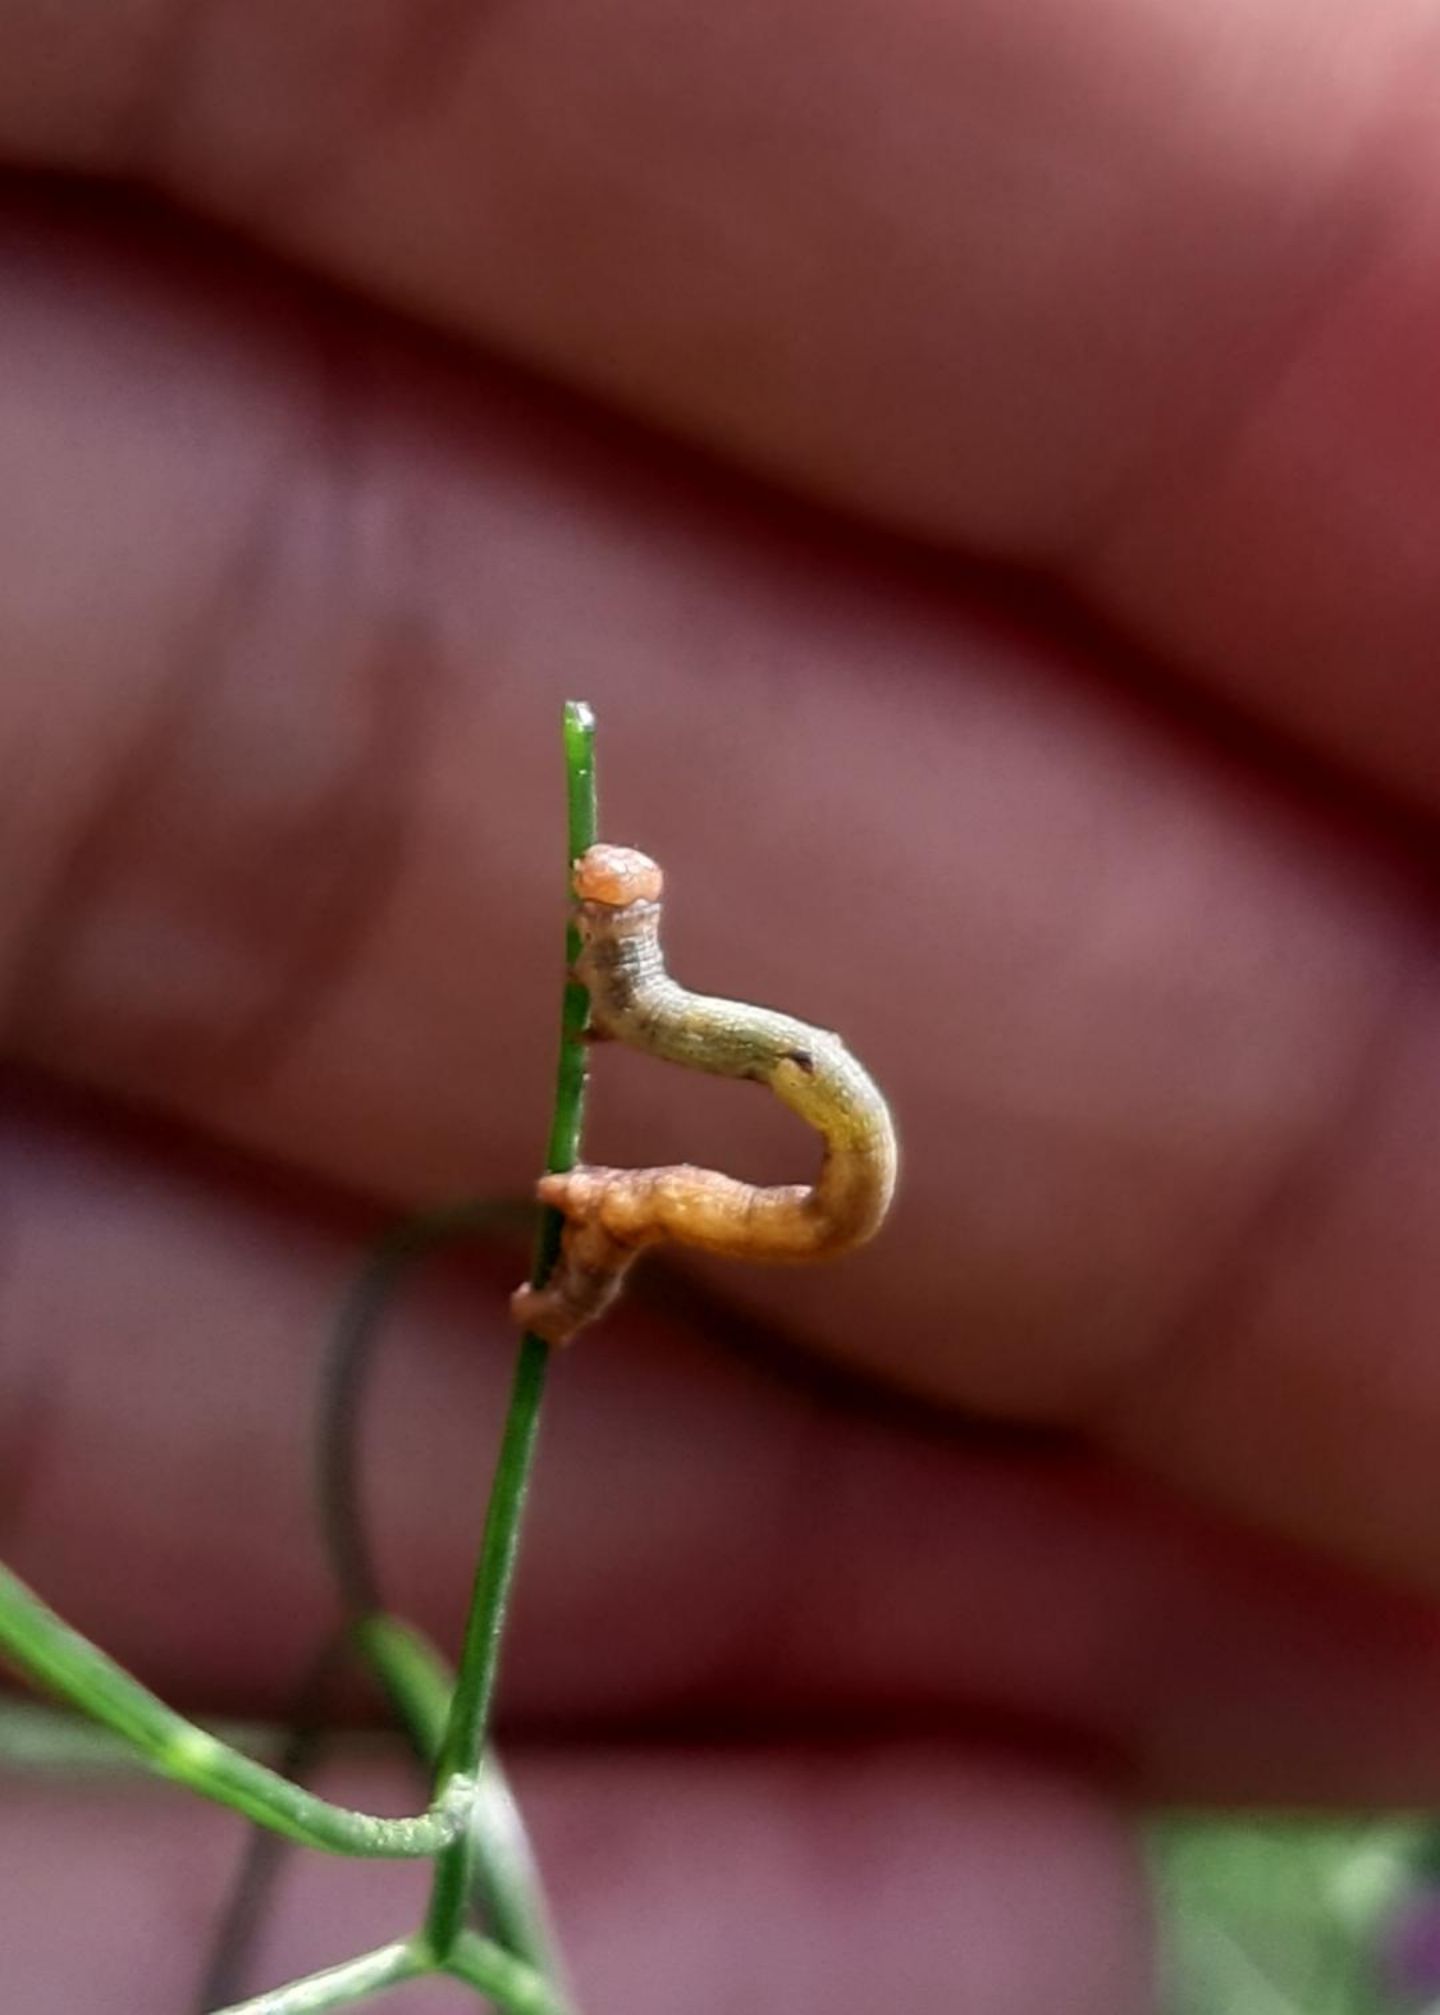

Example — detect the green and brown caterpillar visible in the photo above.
[513,843,898,1344]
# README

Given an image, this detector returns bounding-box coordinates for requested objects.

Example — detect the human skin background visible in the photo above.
[7,0,1440,2007]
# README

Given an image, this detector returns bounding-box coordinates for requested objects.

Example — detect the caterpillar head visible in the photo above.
[573,844,664,909]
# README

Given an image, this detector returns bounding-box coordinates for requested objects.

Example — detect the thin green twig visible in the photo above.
[355,1613,454,1760]
[197,1199,538,2001]
[445,1930,571,2013]
[0,702,598,2010]
[424,699,597,1962]
[211,1926,561,2015]
[191,1633,353,2011]
[0,1564,460,1858]
[212,1938,427,2015]
[359,1616,564,1980]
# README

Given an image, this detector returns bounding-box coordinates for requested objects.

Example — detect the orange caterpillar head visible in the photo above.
[573,844,664,908]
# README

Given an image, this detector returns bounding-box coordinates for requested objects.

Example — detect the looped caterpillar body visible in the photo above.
[513,844,898,1344]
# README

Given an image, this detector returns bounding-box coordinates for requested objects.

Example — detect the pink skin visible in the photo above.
[5,2,1440,2004]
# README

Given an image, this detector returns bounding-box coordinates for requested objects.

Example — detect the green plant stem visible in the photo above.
[213,1939,427,2014]
[463,1752,569,1988]
[191,1635,354,2014]
[424,1334,549,1956]
[355,1613,454,1759]
[318,1205,568,1976]
[210,1926,561,2015]
[445,1931,570,2013]
[323,1232,571,1984]
[0,1698,177,1772]
[0,1564,459,1859]
[423,699,597,1963]
[358,1615,564,1982]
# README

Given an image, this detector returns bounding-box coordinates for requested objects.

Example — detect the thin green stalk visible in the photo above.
[198,1201,520,2011]
[191,1635,353,2013]
[424,1336,549,1954]
[326,1257,569,1983]
[361,1614,567,1988]
[0,1564,459,1859]
[213,1938,426,2013]
[355,1613,453,1760]
[319,1201,567,1978]
[424,699,597,1961]
[445,1931,570,2013]
[0,1698,172,1772]
[464,1752,570,1989]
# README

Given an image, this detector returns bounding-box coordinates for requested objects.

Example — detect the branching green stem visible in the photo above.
[354,1613,454,1760]
[423,699,597,1963]
[359,1616,564,1981]
[212,1933,564,2015]
[445,1931,571,2013]
[0,1564,460,1858]
[0,702,599,2009]
[213,1939,427,2014]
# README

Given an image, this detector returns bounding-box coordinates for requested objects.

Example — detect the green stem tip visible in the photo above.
[422,700,597,1966]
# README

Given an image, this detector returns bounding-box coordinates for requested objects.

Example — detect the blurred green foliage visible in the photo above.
[1151,1817,1426,2015]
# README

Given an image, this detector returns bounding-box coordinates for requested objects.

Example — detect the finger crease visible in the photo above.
[1079,921,1434,1453]
[1066,11,1440,581]
[3,344,436,1105]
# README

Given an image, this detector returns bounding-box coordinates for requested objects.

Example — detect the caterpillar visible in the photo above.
[512,843,898,1344]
